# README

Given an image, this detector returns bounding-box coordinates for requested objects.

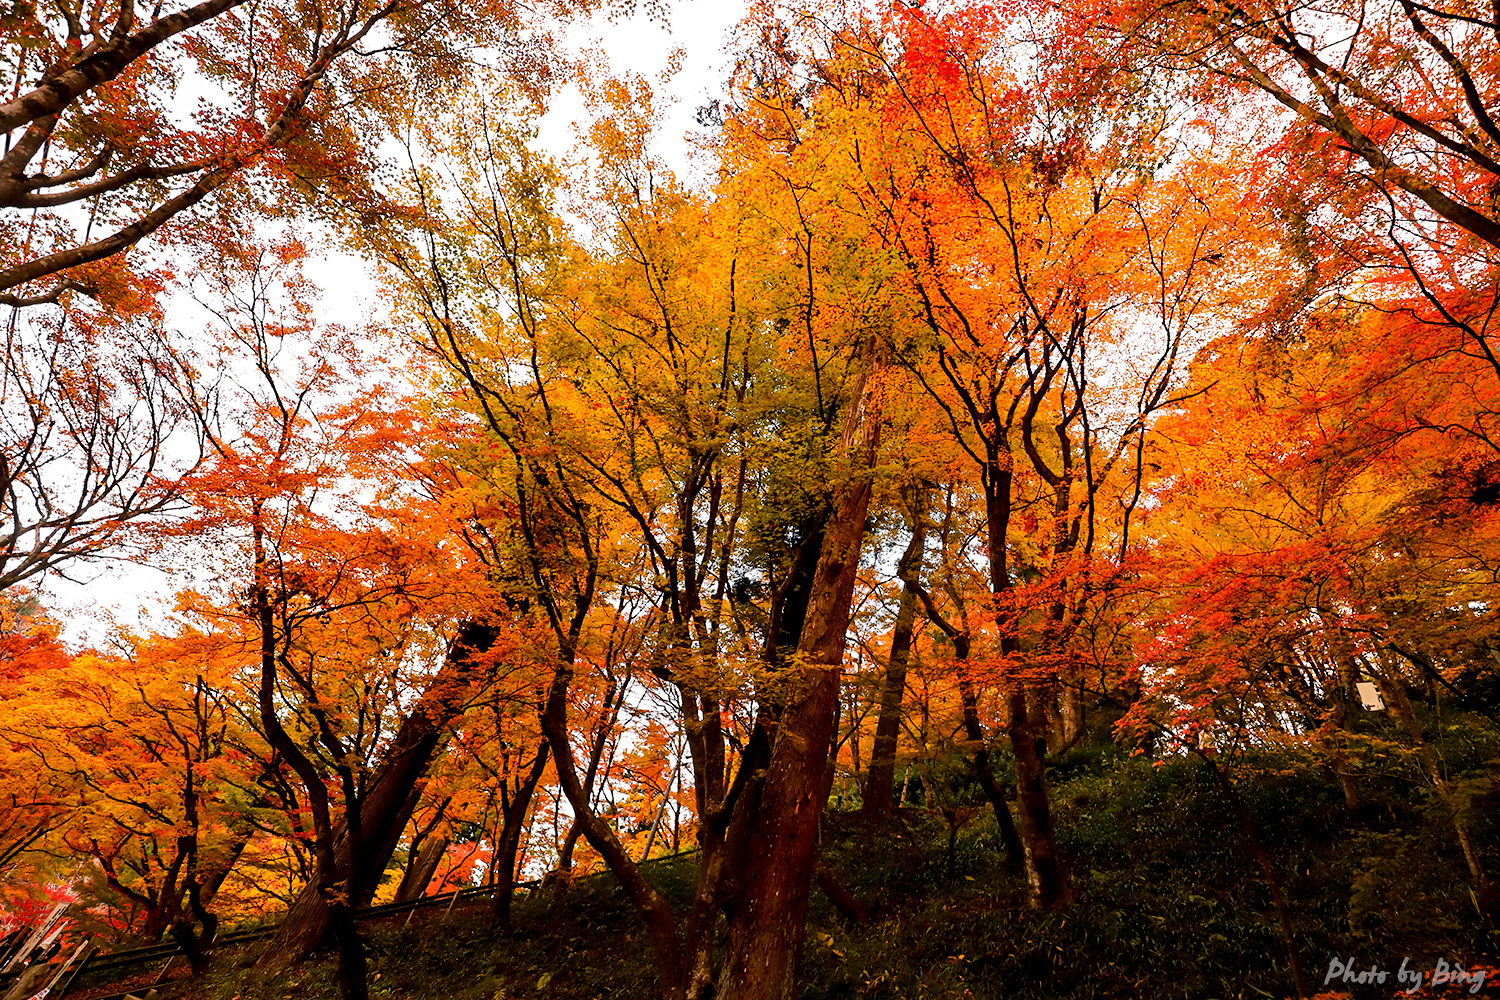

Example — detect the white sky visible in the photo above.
[47,0,750,647]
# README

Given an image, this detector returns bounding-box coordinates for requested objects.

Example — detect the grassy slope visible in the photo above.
[72,722,1499,1000]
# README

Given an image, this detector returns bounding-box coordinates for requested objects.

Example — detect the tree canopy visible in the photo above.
[2,1,1499,999]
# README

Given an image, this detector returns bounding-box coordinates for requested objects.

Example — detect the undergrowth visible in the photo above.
[73,729,1498,1000]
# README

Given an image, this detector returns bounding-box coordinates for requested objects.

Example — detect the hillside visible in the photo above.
[67,731,1499,1000]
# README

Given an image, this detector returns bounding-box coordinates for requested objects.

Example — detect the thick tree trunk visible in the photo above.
[269,621,499,960]
[556,822,583,876]
[717,342,882,1000]
[862,506,925,820]
[396,836,449,903]
[1053,677,1085,752]
[1008,688,1069,906]
[328,900,369,1000]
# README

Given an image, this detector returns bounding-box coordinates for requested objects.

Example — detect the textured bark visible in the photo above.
[269,621,499,960]
[0,0,248,134]
[717,343,882,1000]
[1008,688,1068,906]
[396,836,449,904]
[0,0,380,298]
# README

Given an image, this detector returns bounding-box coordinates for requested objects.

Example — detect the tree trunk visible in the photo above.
[1373,667,1495,919]
[540,660,688,1000]
[492,740,551,927]
[1329,657,1361,812]
[717,340,882,1000]
[1008,687,1069,906]
[269,620,499,959]
[910,571,1025,870]
[980,434,1068,907]
[814,861,869,924]
[396,836,449,903]
[556,822,583,876]
[862,502,925,820]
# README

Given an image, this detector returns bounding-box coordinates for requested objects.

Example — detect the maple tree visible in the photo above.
[145,247,517,1000]
[0,591,75,878]
[859,486,930,822]
[1136,308,1500,917]
[718,0,1296,914]
[3,632,263,967]
[0,0,584,310]
[0,310,202,591]
[3,0,1500,998]
[374,46,901,996]
[1079,0,1500,467]
[1081,0,1500,250]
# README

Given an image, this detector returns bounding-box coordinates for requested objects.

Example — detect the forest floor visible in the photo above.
[66,740,1500,1000]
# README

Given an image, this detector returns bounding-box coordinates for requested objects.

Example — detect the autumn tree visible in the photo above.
[0,592,75,878]
[0,0,588,310]
[0,307,204,592]
[1081,0,1500,251]
[859,485,928,821]
[1080,0,1500,465]
[138,246,516,998]
[716,0,1292,912]
[376,50,904,994]
[3,632,266,967]
[1136,307,1500,923]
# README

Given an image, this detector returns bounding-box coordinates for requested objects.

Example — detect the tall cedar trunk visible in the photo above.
[717,343,882,1000]
[862,505,925,820]
[491,741,551,927]
[270,621,499,959]
[395,836,449,903]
